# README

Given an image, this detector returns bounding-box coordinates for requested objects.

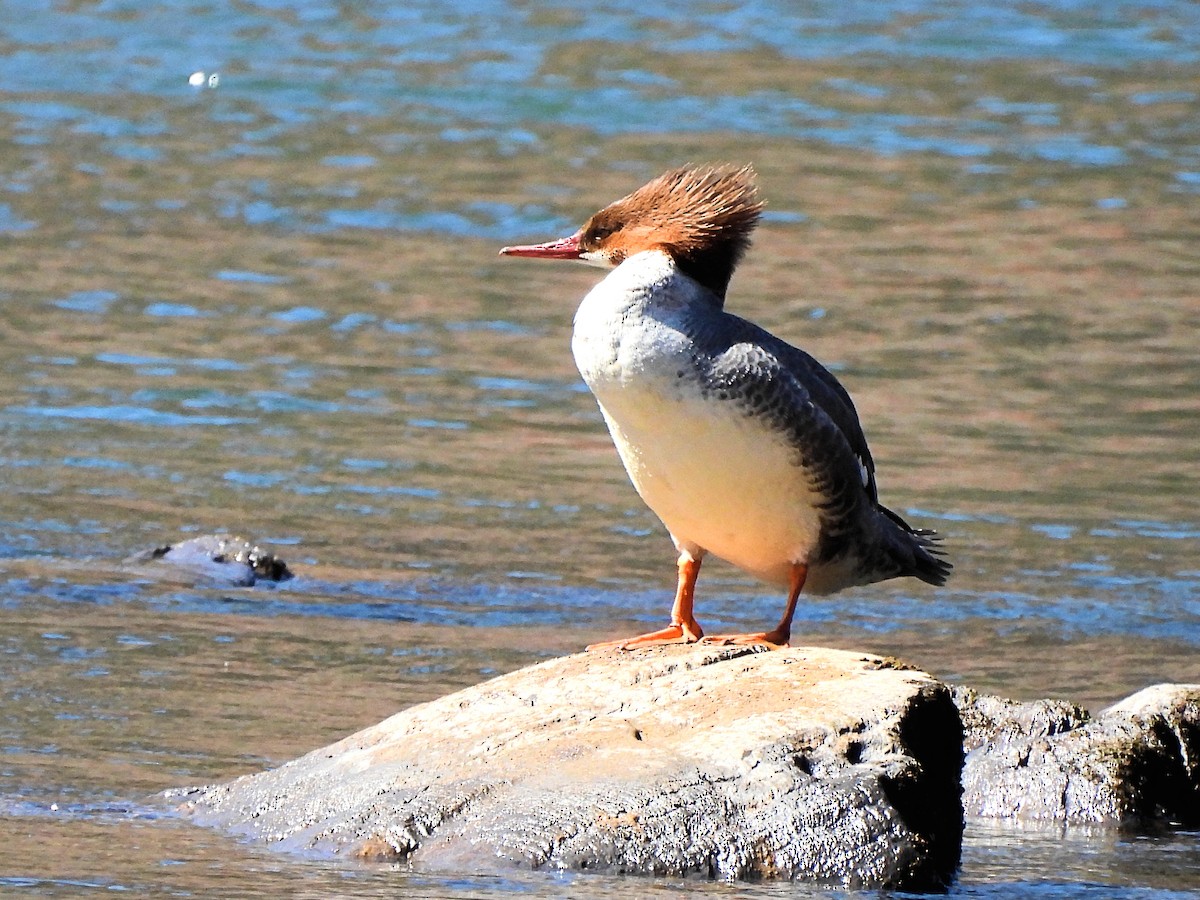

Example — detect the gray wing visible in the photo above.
[692,312,880,506]
[690,311,951,584]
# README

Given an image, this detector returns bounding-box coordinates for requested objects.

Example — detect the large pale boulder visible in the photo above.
[171,645,963,889]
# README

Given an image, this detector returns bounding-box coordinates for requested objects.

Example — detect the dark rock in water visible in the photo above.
[125,534,292,586]
[168,645,964,889]
[955,683,1200,825]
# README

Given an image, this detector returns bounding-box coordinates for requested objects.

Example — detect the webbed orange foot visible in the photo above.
[586,621,703,652]
[700,628,790,650]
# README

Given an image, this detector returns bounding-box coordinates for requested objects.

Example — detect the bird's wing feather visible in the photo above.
[699,313,880,505]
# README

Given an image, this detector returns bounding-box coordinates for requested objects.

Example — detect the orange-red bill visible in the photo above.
[499,232,583,259]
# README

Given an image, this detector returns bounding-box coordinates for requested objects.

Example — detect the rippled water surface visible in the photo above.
[1,1,1198,896]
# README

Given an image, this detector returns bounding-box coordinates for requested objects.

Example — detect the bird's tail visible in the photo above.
[877,504,952,586]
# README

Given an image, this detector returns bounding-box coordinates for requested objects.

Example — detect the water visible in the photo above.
[1,0,1198,895]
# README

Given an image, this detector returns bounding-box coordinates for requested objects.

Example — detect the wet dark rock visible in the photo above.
[955,683,1200,825]
[125,534,292,586]
[169,645,964,889]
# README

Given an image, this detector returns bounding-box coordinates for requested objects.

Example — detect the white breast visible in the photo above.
[571,251,824,586]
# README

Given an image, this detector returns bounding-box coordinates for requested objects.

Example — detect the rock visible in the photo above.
[955,683,1200,825]
[169,645,964,889]
[125,534,292,586]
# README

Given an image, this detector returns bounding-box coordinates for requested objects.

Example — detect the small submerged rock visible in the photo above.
[126,534,292,586]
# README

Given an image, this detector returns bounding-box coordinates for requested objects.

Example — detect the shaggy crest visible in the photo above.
[581,164,764,300]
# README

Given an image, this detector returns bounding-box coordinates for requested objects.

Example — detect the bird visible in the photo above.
[500,164,950,651]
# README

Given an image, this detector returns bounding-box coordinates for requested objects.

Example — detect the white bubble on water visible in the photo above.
[188,71,220,89]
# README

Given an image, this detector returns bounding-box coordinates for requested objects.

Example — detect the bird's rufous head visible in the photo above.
[500,164,763,300]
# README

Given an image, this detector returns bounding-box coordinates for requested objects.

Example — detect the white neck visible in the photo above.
[570,249,711,392]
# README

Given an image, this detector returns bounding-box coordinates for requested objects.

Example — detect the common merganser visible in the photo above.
[501,164,950,650]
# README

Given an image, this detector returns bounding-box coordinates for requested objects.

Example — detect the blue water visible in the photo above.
[0,1,1198,896]
[2,1,1199,239]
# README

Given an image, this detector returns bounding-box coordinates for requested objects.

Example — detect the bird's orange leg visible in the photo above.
[586,553,705,651]
[702,562,808,649]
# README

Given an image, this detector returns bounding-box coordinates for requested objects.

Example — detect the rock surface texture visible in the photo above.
[172,645,964,889]
[956,683,1200,825]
